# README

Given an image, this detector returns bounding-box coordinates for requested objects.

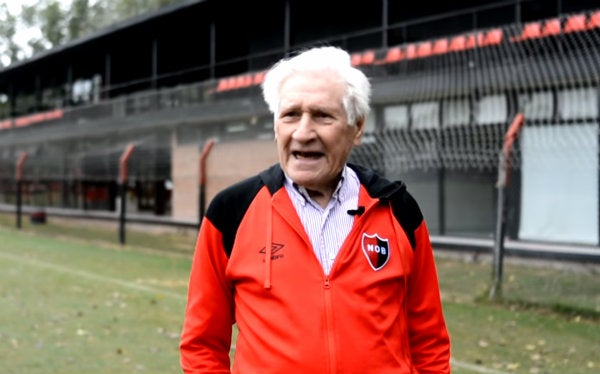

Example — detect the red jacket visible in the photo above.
[180,164,451,373]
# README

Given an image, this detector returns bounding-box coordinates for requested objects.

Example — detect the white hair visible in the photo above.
[261,46,371,126]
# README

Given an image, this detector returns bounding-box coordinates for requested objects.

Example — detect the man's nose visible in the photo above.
[292,114,316,141]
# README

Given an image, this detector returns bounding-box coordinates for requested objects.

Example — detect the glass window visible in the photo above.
[384,104,409,130]
[225,121,248,133]
[558,88,598,120]
[411,101,439,129]
[476,94,507,125]
[262,118,274,131]
[519,124,599,244]
[443,98,470,127]
[518,91,553,120]
[445,170,496,237]
[256,117,276,140]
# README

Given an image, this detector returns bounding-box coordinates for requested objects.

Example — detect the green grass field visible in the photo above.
[0,212,599,373]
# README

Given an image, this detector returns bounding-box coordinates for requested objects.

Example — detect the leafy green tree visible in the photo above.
[0,3,20,67]
[44,1,66,46]
[1,0,182,67]
[114,0,177,21]
[21,0,67,56]
[68,0,90,40]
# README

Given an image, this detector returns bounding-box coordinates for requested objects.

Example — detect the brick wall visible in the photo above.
[206,139,278,203]
[171,138,278,222]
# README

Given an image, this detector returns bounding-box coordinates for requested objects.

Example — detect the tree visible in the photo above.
[0,3,20,67]
[112,0,179,23]
[21,0,67,53]
[68,0,90,40]
[0,0,182,68]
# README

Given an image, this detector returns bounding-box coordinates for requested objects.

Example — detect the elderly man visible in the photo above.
[180,46,451,374]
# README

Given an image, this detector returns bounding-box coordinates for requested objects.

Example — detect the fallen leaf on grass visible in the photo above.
[506,362,520,370]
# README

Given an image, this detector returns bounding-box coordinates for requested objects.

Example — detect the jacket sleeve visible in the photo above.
[180,217,234,374]
[406,220,451,373]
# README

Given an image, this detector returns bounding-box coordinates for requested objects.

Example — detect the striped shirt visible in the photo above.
[284,166,360,274]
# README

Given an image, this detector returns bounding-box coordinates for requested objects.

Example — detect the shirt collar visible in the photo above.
[284,166,348,207]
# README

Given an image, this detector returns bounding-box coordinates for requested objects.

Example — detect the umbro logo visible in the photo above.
[259,243,285,261]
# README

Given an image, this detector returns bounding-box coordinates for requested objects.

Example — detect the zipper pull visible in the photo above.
[323,277,331,289]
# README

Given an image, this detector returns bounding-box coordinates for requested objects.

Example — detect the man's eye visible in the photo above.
[281,111,299,119]
[314,112,333,121]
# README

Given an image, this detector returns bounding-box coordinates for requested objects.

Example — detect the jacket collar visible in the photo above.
[258,163,406,201]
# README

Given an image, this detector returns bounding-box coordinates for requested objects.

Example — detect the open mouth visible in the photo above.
[292,151,323,159]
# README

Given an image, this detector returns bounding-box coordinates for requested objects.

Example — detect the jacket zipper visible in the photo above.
[320,203,373,374]
[323,276,336,374]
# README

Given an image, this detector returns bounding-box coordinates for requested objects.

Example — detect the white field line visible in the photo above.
[0,251,187,301]
[451,358,512,374]
[0,251,511,374]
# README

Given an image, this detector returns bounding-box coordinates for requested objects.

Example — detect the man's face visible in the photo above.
[274,71,364,195]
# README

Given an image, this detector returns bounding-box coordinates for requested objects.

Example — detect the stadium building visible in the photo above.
[0,0,599,257]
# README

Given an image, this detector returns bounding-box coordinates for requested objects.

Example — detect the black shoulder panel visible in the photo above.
[205,175,265,257]
[349,163,423,251]
[388,187,423,251]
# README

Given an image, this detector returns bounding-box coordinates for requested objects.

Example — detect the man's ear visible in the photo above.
[353,117,366,145]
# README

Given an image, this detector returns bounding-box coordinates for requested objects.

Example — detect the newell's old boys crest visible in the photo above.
[361,233,390,271]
